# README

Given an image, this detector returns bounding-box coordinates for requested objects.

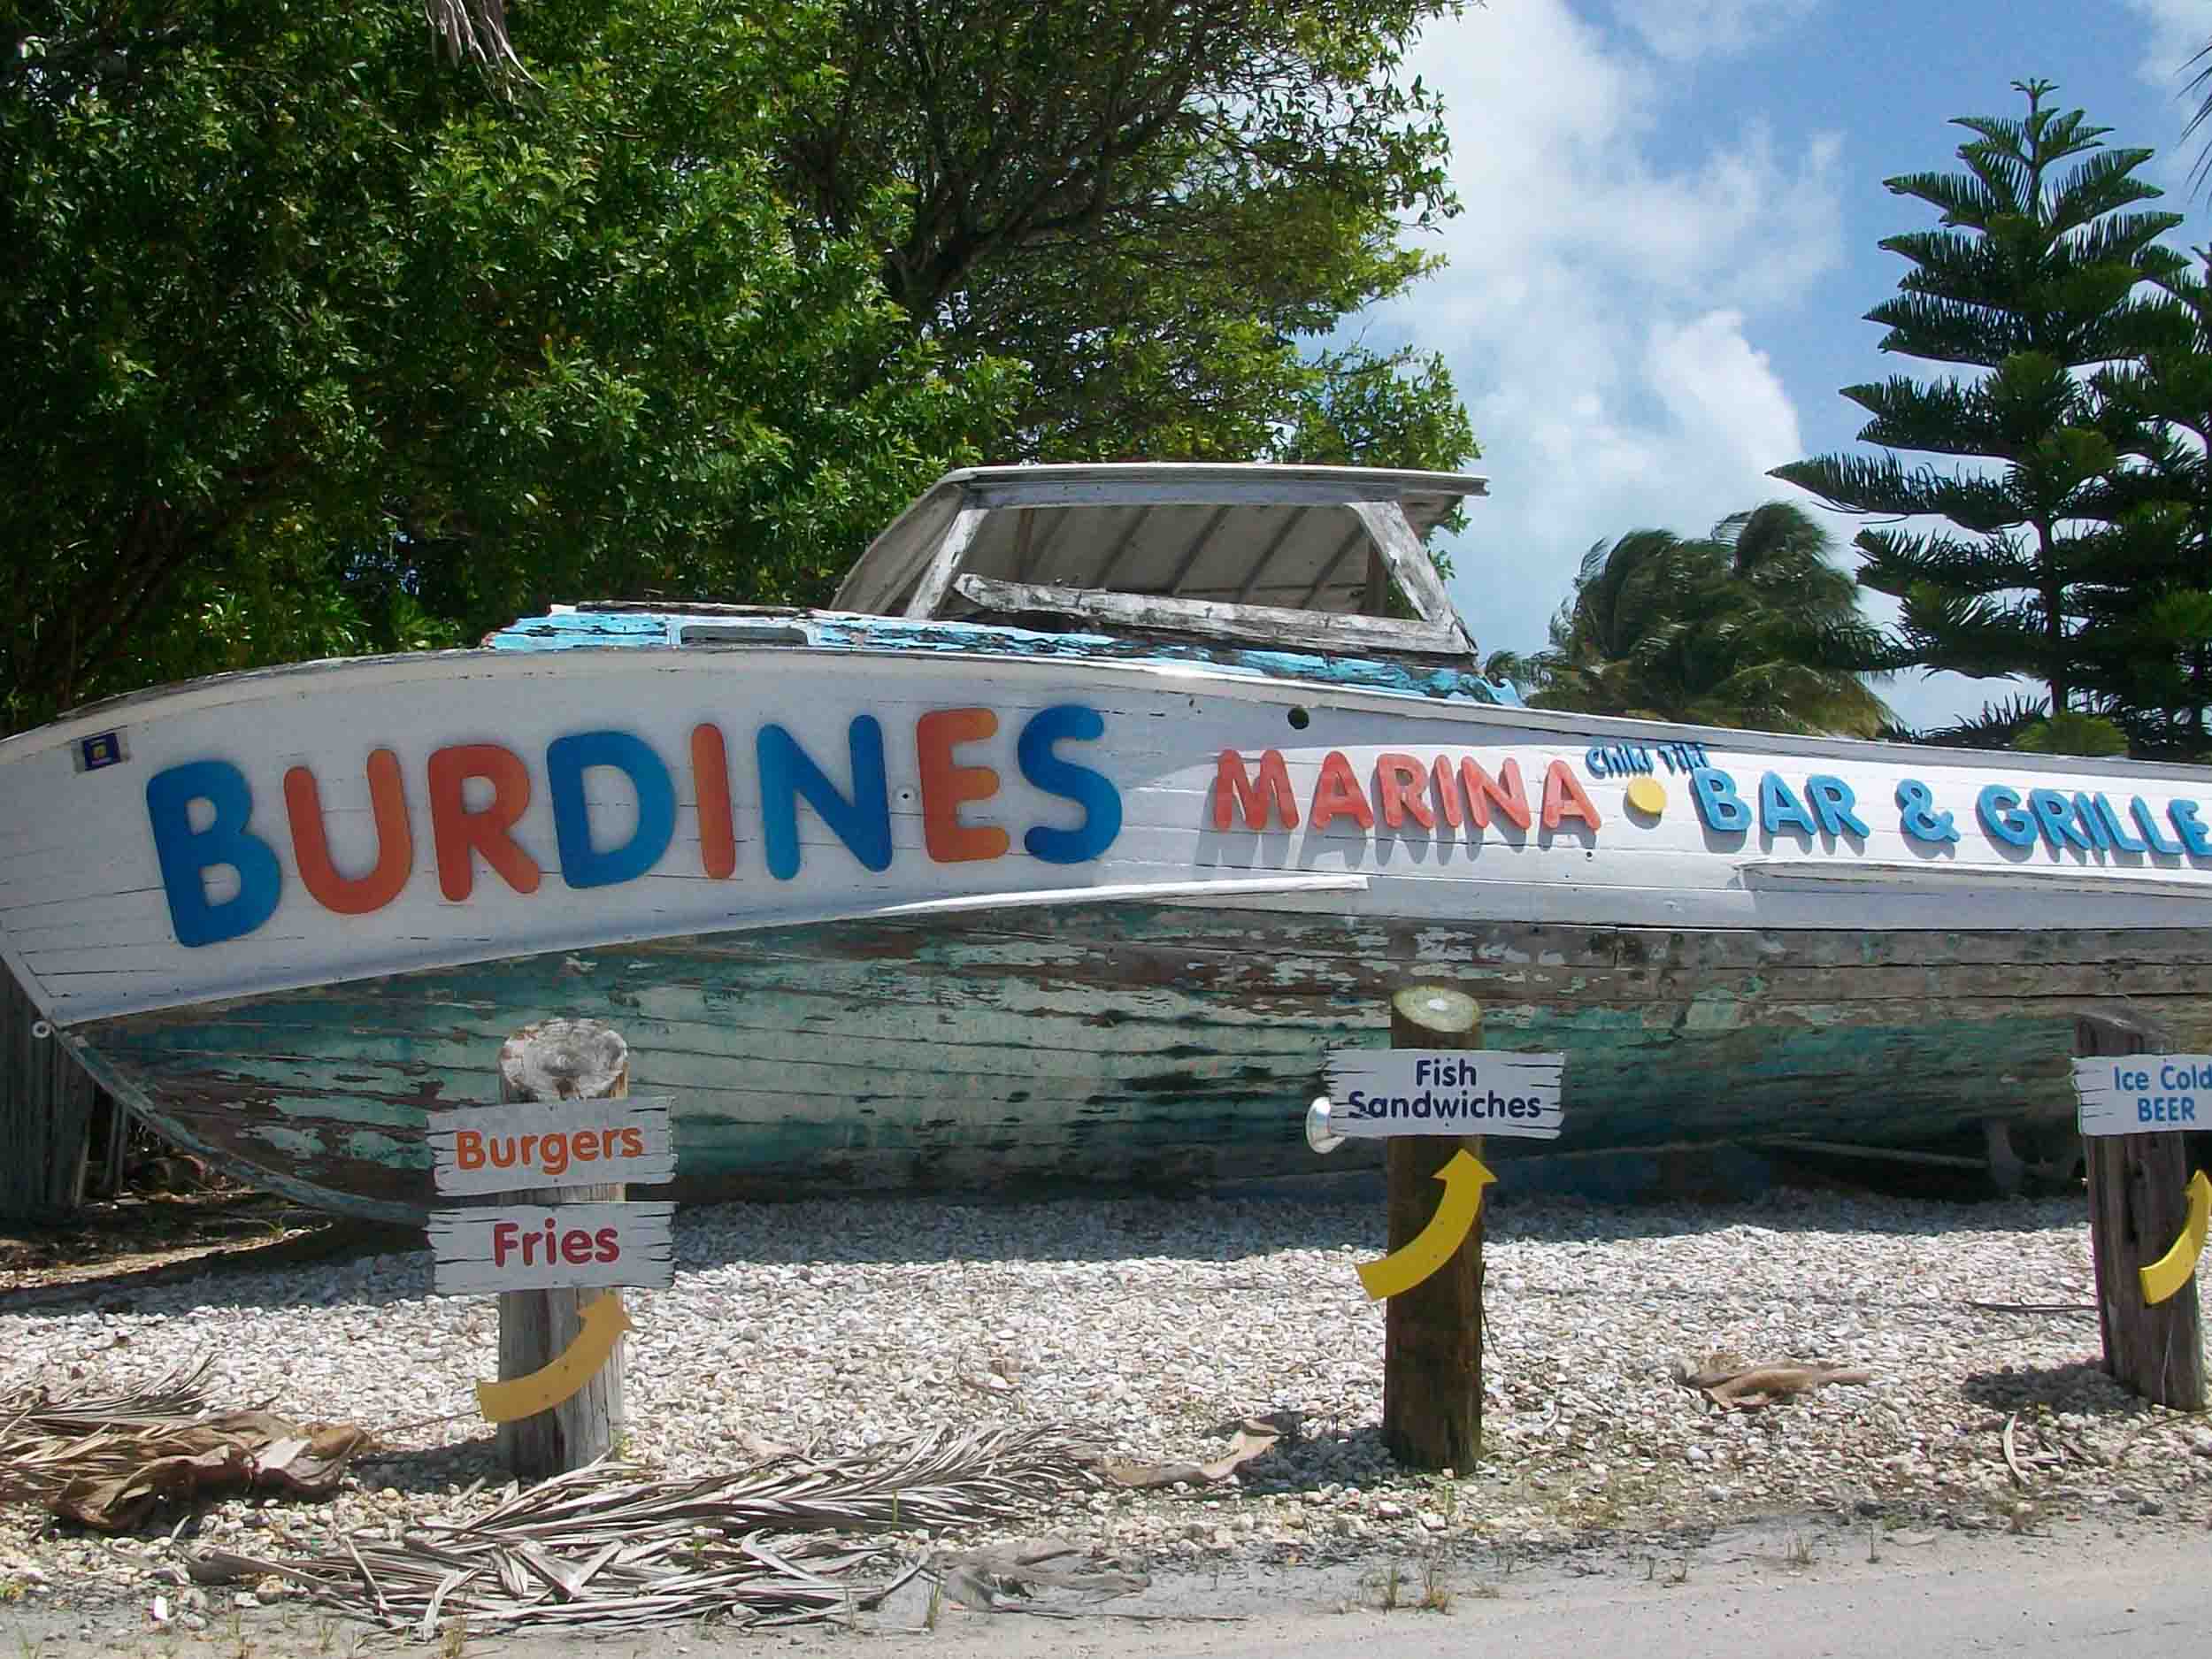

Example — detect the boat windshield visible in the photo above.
[833,465,1486,659]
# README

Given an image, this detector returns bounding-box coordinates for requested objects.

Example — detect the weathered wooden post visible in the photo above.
[494,1018,632,1478]
[2076,1016,2207,1411]
[0,963,99,1222]
[1382,986,1487,1470]
[1322,988,1562,1470]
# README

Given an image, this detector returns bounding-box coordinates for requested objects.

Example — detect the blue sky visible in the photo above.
[1375,0,2212,729]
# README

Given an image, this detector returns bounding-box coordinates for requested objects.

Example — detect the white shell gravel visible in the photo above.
[4,1186,2209,1610]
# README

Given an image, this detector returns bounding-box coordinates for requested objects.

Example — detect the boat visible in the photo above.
[3,463,2209,1223]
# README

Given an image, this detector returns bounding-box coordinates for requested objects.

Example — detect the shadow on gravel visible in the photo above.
[1960,1360,2149,1420]
[346,1432,511,1498]
[0,1218,423,1317]
[1231,1425,1403,1498]
[654,1187,2091,1274]
[1,1184,2089,1321]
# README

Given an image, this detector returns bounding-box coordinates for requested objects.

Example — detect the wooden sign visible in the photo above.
[1324,1048,1564,1139]
[426,1097,675,1195]
[428,1202,676,1294]
[2072,1055,2212,1137]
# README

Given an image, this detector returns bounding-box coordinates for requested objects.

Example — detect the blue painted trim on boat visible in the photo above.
[483,610,1507,705]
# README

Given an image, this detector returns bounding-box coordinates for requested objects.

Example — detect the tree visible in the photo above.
[2185,41,2212,195]
[423,0,521,71]
[772,0,1472,466]
[2081,250,2212,759]
[3,1,1478,737]
[1526,503,1893,737]
[1878,691,2047,749]
[1771,81,2185,719]
[0,1,1016,733]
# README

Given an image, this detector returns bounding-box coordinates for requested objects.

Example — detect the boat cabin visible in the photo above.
[495,465,1510,698]
[833,464,1487,660]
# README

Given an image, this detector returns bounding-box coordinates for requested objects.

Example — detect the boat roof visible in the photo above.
[832,463,1487,621]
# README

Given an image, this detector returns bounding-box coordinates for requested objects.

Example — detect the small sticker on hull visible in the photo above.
[74,731,128,772]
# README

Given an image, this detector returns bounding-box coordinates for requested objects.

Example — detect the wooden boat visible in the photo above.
[4,464,2210,1222]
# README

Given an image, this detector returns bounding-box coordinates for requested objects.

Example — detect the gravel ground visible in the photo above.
[4,1185,2210,1634]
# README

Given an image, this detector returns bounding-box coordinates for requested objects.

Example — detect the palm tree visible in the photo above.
[2188,44,2212,192]
[1527,503,1893,736]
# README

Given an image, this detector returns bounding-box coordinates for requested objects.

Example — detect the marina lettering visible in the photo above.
[144,703,1118,946]
[1212,748,1300,831]
[1209,750,1594,837]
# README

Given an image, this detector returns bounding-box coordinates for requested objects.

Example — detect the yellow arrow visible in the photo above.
[2139,1171,2212,1306]
[473,1293,632,1423]
[1356,1150,1496,1301]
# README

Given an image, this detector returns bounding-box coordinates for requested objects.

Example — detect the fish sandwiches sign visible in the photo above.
[1323,1049,1565,1139]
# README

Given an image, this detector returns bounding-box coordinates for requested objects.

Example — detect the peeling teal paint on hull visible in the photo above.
[70,902,2206,1223]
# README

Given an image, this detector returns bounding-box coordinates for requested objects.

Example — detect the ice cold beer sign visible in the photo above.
[2073,1055,2212,1137]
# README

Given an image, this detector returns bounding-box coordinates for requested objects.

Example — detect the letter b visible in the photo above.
[146,760,283,947]
[1689,767,1751,833]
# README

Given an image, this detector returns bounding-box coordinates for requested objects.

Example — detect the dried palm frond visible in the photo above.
[1671,1352,1872,1411]
[0,1363,368,1528]
[0,1360,220,1506]
[0,1359,215,1438]
[188,1426,1101,1635]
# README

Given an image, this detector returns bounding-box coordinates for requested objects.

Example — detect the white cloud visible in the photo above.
[2127,0,2212,88]
[1644,311,1802,467]
[1377,0,1845,660]
[2125,0,2212,190]
[1609,0,1821,64]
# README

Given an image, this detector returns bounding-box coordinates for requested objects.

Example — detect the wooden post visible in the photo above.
[0,962,98,1222]
[2079,1016,2206,1411]
[1382,985,1485,1470]
[493,1019,632,1479]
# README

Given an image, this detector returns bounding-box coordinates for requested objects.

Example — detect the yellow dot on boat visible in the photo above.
[1624,776,1667,818]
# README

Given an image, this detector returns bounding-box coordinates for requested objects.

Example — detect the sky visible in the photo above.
[1368,0,2212,730]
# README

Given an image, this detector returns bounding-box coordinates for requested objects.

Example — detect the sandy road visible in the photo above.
[9,1508,2207,1658]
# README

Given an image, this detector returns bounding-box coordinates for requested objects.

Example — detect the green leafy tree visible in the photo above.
[3,0,1478,736]
[0,1,1016,733]
[2012,710,2129,757]
[772,0,1473,467]
[1527,503,1893,736]
[423,0,522,70]
[1771,80,2185,721]
[2082,250,2212,759]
